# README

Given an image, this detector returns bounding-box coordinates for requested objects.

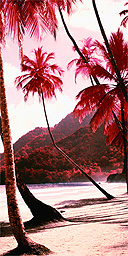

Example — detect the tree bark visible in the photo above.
[0,47,31,247]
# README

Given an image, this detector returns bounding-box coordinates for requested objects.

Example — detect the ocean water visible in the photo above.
[0,182,127,223]
[0,182,128,255]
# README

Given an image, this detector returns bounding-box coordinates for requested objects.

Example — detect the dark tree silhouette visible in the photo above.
[92,0,127,102]
[69,30,127,192]
[0,0,62,254]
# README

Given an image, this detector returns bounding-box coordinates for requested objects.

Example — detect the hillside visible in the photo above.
[12,113,92,157]
[0,113,124,184]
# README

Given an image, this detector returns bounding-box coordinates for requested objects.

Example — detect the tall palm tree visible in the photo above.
[120,2,128,28]
[91,30,127,189]
[15,47,114,200]
[71,30,128,191]
[0,47,51,255]
[0,0,59,254]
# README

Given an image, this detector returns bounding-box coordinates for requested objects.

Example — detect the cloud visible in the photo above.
[3,62,21,88]
[67,0,126,35]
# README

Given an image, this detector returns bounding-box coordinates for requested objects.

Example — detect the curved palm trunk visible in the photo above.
[41,89,114,200]
[1,104,63,225]
[15,167,64,227]
[58,7,100,86]
[0,123,64,225]
[92,0,127,102]
[0,48,51,255]
[0,48,30,247]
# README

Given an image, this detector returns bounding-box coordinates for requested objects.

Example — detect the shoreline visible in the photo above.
[0,183,127,255]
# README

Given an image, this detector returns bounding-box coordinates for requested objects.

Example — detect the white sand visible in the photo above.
[0,183,128,255]
[0,221,128,255]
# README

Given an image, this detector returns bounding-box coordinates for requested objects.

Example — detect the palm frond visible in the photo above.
[92,65,115,81]
[15,74,32,89]
[15,47,63,101]
[4,0,25,41]
[94,30,128,77]
[0,0,6,45]
[74,84,110,121]
[67,59,78,70]
[90,91,119,132]
[105,121,124,151]
[120,16,128,28]
[23,0,58,39]
[22,55,37,70]
[68,37,101,82]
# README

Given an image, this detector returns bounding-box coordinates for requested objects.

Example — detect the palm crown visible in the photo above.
[15,47,64,101]
[68,37,101,83]
[70,29,127,152]
[1,0,80,46]
[1,0,58,43]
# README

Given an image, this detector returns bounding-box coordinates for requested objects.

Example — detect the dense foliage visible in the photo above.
[0,113,123,184]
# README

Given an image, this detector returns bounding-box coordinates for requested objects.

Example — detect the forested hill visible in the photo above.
[13,112,92,157]
[14,125,123,184]
[0,112,123,184]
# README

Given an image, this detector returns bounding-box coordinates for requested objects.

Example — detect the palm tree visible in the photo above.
[58,4,100,86]
[0,0,59,254]
[53,0,127,102]
[15,47,114,200]
[120,2,128,28]
[91,30,127,190]
[67,37,101,86]
[71,30,127,191]
[0,47,51,255]
[92,0,127,102]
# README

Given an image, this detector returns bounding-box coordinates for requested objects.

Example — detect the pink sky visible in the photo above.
[0,0,127,153]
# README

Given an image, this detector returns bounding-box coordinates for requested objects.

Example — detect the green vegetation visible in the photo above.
[0,114,124,185]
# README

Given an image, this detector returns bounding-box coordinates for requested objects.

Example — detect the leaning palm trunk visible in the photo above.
[0,48,50,255]
[58,7,100,86]
[0,117,64,226]
[0,48,30,247]
[15,167,64,227]
[41,89,114,200]
[92,0,127,102]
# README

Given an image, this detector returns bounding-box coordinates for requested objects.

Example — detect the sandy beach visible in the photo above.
[1,220,128,255]
[0,182,128,255]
